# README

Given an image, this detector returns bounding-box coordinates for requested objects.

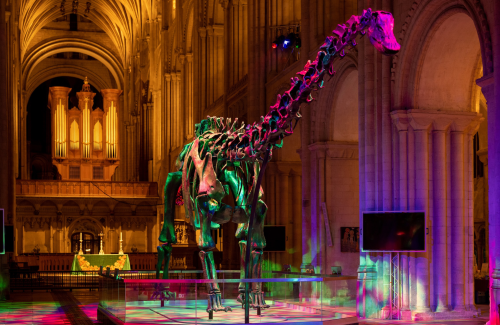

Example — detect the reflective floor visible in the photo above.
[0,291,491,325]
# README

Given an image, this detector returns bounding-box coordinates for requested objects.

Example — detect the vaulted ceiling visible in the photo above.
[19,0,151,60]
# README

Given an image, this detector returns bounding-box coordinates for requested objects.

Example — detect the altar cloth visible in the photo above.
[71,254,131,271]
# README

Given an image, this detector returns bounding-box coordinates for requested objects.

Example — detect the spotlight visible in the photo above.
[295,36,301,48]
[283,33,296,49]
[272,35,285,49]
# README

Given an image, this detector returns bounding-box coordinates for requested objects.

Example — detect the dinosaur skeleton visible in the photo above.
[154,8,400,314]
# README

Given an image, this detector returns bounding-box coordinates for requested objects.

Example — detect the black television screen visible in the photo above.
[362,211,426,252]
[5,226,13,253]
[263,226,286,252]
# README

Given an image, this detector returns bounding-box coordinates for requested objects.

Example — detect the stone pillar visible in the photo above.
[291,171,302,270]
[451,128,465,311]
[50,220,54,253]
[432,123,450,312]
[185,53,194,138]
[0,0,10,299]
[480,17,500,320]
[387,109,483,318]
[411,117,432,313]
[279,169,289,268]
[300,0,312,273]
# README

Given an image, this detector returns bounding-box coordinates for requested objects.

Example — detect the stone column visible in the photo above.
[432,119,452,312]
[185,53,194,138]
[50,220,54,253]
[279,169,290,268]
[450,117,476,311]
[292,171,302,270]
[409,113,433,313]
[479,75,500,323]
[300,0,312,273]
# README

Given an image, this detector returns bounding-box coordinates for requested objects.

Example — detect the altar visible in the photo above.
[71,254,131,271]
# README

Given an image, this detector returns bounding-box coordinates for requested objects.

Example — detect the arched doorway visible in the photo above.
[71,232,98,254]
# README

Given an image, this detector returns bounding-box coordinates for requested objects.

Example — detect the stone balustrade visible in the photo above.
[16,180,158,198]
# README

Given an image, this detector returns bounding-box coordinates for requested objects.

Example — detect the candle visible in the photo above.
[80,232,82,240]
[120,232,122,241]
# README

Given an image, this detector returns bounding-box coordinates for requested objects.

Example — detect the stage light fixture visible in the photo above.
[272,35,285,49]
[283,33,296,49]
[295,36,302,48]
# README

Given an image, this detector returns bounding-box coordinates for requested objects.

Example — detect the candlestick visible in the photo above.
[99,232,104,255]
[78,236,83,255]
[118,237,124,255]
[120,231,122,241]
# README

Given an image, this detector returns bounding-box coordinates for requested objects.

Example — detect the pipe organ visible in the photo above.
[49,78,122,181]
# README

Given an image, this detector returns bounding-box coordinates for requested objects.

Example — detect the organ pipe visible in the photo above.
[55,98,67,157]
[83,101,90,157]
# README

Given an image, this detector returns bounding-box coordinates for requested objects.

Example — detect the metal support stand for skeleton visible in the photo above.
[244,149,271,323]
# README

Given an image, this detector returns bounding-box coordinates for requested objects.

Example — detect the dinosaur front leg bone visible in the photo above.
[195,194,232,313]
[151,244,174,301]
[153,171,181,302]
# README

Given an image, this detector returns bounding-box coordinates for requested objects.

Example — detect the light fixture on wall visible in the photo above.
[272,35,285,49]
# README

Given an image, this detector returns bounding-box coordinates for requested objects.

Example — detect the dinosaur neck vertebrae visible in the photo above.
[190,8,391,163]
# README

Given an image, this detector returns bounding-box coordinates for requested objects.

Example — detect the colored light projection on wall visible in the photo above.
[54,98,66,157]
[105,101,117,158]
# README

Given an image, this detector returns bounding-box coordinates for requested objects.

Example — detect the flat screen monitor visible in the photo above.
[5,226,13,253]
[263,225,286,252]
[362,211,426,252]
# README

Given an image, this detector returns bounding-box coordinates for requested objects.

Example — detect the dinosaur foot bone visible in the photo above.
[150,283,174,301]
[250,291,270,309]
[207,289,232,313]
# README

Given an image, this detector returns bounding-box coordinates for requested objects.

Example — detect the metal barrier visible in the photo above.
[10,270,240,291]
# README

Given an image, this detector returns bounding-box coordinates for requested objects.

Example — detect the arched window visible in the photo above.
[71,232,97,254]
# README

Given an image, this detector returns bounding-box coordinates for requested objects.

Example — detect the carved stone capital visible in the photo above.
[407,110,434,131]
[390,110,409,131]
[476,74,494,104]
[309,141,358,160]
[477,148,488,166]
[198,27,207,38]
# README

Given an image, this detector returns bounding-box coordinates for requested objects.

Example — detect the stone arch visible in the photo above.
[393,0,490,110]
[313,53,358,142]
[26,65,111,101]
[414,11,481,111]
[67,217,104,240]
[22,38,124,93]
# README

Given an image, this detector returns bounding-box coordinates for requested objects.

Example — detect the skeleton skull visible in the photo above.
[368,11,400,55]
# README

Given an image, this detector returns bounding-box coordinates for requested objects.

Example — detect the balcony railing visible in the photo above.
[16,179,158,198]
